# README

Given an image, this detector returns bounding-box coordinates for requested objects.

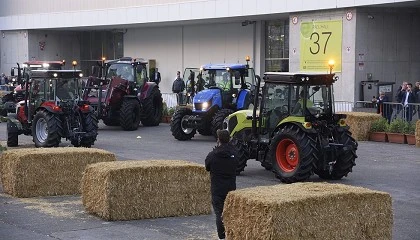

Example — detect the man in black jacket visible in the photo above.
[205,129,238,240]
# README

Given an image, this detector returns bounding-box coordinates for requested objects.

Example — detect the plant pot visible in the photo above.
[369,132,388,142]
[386,133,406,144]
[406,134,416,145]
[161,116,170,123]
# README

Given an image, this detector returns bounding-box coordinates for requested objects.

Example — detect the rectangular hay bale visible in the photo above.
[339,112,382,141]
[81,160,211,221]
[0,147,116,198]
[223,182,392,240]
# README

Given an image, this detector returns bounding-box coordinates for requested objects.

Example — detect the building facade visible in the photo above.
[1,0,419,102]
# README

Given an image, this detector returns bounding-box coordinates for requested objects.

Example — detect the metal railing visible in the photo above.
[353,101,420,122]
[161,93,178,108]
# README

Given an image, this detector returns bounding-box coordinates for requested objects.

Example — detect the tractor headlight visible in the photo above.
[202,101,209,111]
[42,63,50,68]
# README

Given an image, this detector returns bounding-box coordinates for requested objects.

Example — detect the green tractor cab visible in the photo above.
[224,72,358,183]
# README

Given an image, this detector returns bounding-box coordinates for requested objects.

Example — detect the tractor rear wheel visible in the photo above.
[119,99,141,131]
[74,112,98,148]
[7,121,18,147]
[141,87,163,126]
[269,124,317,183]
[231,138,249,175]
[103,116,119,126]
[32,110,63,147]
[171,108,196,141]
[211,109,234,138]
[316,129,357,180]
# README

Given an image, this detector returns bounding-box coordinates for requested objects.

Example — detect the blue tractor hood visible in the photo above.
[193,89,222,112]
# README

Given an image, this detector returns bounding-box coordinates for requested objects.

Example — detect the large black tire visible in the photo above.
[315,129,358,180]
[72,112,98,148]
[170,108,196,141]
[211,109,234,138]
[197,116,212,136]
[141,87,163,126]
[102,116,119,126]
[231,138,249,175]
[32,110,63,148]
[119,99,141,131]
[269,124,318,183]
[7,121,18,147]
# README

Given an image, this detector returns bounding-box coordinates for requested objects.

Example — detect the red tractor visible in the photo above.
[7,62,98,147]
[82,57,163,131]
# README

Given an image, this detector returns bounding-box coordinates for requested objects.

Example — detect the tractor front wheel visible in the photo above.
[141,87,163,126]
[316,129,357,180]
[211,109,234,138]
[231,138,249,175]
[32,110,63,147]
[269,124,317,183]
[171,108,196,141]
[119,99,141,131]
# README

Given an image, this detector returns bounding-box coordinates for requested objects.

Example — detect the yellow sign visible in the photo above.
[300,20,342,72]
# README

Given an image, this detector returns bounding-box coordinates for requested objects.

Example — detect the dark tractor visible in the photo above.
[82,57,163,131]
[224,72,358,183]
[7,63,98,148]
[2,61,66,116]
[171,61,256,141]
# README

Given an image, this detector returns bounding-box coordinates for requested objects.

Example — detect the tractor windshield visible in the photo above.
[197,68,255,92]
[107,63,135,82]
[55,78,79,101]
[262,83,334,130]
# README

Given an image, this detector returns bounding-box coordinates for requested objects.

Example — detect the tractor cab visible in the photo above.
[259,72,337,137]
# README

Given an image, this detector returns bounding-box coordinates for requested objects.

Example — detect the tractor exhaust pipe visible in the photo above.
[251,75,261,138]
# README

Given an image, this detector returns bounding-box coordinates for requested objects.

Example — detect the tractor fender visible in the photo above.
[236,89,251,110]
[38,102,64,114]
[139,82,157,100]
[274,122,317,137]
[7,115,23,133]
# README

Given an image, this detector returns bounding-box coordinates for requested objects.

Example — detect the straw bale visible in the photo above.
[81,160,211,221]
[0,147,116,198]
[223,182,392,240]
[339,112,382,141]
[415,120,420,147]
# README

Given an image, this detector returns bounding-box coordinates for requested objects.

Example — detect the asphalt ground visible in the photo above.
[0,122,419,240]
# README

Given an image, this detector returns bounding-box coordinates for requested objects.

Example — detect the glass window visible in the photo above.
[265,20,289,72]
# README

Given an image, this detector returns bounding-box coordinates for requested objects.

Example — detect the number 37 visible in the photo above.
[310,32,332,55]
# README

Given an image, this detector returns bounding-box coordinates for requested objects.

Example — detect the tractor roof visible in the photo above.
[263,72,337,85]
[106,57,148,65]
[23,60,65,69]
[201,63,248,70]
[29,70,83,79]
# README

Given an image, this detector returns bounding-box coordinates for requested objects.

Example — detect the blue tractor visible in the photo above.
[170,61,257,140]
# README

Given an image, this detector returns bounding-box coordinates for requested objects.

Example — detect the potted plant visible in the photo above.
[161,102,169,123]
[369,118,389,142]
[404,121,416,145]
[386,118,406,144]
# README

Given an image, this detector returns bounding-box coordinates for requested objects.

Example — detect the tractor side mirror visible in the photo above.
[11,68,15,77]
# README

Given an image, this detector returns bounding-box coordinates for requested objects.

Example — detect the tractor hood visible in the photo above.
[192,89,222,112]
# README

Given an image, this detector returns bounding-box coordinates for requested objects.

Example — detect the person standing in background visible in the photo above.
[172,71,185,105]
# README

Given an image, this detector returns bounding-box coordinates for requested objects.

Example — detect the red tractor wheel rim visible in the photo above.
[276,139,299,173]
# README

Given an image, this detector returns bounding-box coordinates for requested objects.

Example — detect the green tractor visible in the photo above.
[223,72,357,183]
